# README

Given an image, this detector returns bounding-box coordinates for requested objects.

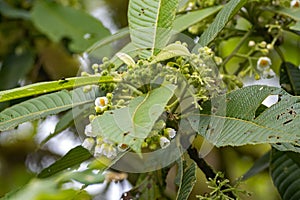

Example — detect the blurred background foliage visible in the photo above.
[0,0,299,199]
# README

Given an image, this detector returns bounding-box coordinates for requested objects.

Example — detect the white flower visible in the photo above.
[160,136,170,149]
[84,123,95,137]
[257,57,272,71]
[262,69,276,78]
[82,137,95,151]
[165,128,176,139]
[248,40,255,47]
[94,143,117,159]
[95,97,108,108]
[291,0,300,8]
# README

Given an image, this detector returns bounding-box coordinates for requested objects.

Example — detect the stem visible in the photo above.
[187,146,237,198]
[221,30,253,67]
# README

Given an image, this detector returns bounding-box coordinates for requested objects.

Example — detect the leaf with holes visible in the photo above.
[193,85,300,152]
[0,87,99,131]
[128,0,179,58]
[91,84,176,153]
[270,148,300,200]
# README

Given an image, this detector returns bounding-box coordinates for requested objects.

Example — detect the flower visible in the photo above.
[248,40,255,47]
[164,128,176,139]
[262,69,276,78]
[95,96,108,108]
[82,137,95,151]
[95,96,109,113]
[94,143,117,159]
[160,136,170,149]
[84,123,95,137]
[257,57,272,71]
[291,0,300,8]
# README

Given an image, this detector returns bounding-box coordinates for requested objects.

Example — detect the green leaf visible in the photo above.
[0,76,115,103]
[280,62,300,96]
[92,84,176,153]
[0,48,34,90]
[198,0,247,46]
[31,0,110,52]
[86,27,129,53]
[270,148,300,200]
[65,169,105,185]
[195,85,300,151]
[38,146,92,178]
[242,151,270,181]
[0,0,30,19]
[0,87,99,131]
[150,43,191,64]
[176,161,197,200]
[128,0,179,58]
[40,103,93,145]
[290,21,300,31]
[0,177,91,200]
[173,5,223,32]
[267,6,300,21]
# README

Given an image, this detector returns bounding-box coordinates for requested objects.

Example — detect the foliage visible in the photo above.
[0,0,300,199]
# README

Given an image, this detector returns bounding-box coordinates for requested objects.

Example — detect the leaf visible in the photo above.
[0,177,91,200]
[173,5,223,32]
[280,62,300,96]
[242,151,270,181]
[150,43,191,64]
[38,146,92,178]
[176,161,197,200]
[267,6,300,21]
[128,0,179,58]
[270,148,300,200]
[31,0,110,52]
[65,169,105,185]
[0,87,99,131]
[0,0,30,19]
[198,0,247,46]
[0,76,115,103]
[290,21,300,31]
[92,84,176,153]
[86,27,129,53]
[194,85,300,151]
[40,103,93,145]
[0,47,34,90]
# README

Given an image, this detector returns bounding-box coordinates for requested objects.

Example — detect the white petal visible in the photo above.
[95,97,108,108]
[160,136,170,149]
[82,137,95,151]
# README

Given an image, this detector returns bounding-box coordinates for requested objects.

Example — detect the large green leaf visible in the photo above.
[173,5,223,32]
[198,0,247,46]
[92,84,176,153]
[176,161,197,200]
[194,85,300,151]
[0,87,99,131]
[280,62,300,96]
[128,0,179,58]
[270,148,300,200]
[0,76,115,103]
[38,146,92,178]
[31,0,110,52]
